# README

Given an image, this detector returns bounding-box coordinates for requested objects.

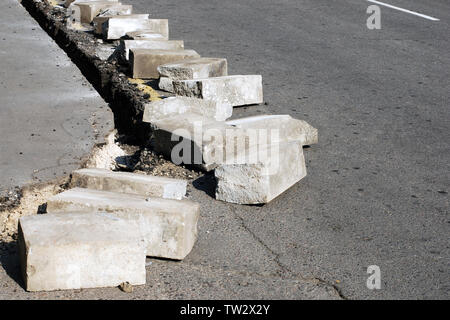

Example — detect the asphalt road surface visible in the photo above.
[125,0,449,299]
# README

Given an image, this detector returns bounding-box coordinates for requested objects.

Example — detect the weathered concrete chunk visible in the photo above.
[130,49,201,79]
[126,30,168,40]
[173,75,263,107]
[71,168,187,199]
[215,141,307,204]
[226,114,318,146]
[152,113,316,171]
[47,188,200,260]
[65,0,118,8]
[158,57,228,80]
[159,76,174,92]
[121,39,184,60]
[73,2,131,24]
[93,14,148,35]
[18,212,146,292]
[152,113,229,171]
[103,18,169,40]
[143,96,232,122]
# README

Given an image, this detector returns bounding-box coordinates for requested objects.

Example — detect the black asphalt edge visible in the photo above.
[20,0,152,144]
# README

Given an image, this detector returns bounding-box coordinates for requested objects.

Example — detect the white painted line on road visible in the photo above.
[367,0,440,21]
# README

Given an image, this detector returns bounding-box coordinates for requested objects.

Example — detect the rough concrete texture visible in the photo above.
[158,57,228,80]
[130,49,201,79]
[158,76,174,92]
[143,96,233,122]
[215,141,307,204]
[72,2,129,23]
[104,18,169,40]
[18,212,146,291]
[93,14,148,35]
[121,39,184,60]
[46,188,200,260]
[173,75,263,107]
[65,0,118,8]
[71,168,187,199]
[152,113,230,171]
[0,0,113,192]
[226,114,318,146]
[125,30,168,40]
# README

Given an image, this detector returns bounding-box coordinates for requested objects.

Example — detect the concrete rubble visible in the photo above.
[93,14,149,35]
[46,188,200,260]
[215,141,307,204]
[69,2,131,24]
[151,113,317,171]
[125,30,168,40]
[70,168,187,199]
[143,96,233,122]
[173,75,263,107]
[121,39,184,60]
[157,57,228,92]
[130,49,201,79]
[14,0,323,292]
[18,212,146,291]
[103,18,169,40]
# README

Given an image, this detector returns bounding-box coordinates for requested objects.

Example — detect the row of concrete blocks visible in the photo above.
[20,168,200,291]
[65,1,264,108]
[63,1,319,204]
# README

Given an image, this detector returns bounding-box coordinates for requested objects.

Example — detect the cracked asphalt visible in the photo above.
[1,0,449,300]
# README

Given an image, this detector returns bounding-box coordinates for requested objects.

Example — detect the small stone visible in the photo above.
[119,281,133,293]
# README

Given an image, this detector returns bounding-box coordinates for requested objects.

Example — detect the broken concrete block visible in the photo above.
[143,97,232,122]
[151,113,317,171]
[173,75,263,107]
[226,114,318,146]
[47,188,200,260]
[152,113,230,171]
[159,76,174,92]
[70,168,187,199]
[121,39,184,60]
[130,49,201,79]
[103,18,169,40]
[18,212,146,292]
[75,2,131,23]
[65,0,118,8]
[215,141,307,204]
[126,30,168,40]
[93,14,149,35]
[158,57,228,80]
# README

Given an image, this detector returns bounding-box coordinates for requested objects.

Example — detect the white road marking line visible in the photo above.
[367,0,440,21]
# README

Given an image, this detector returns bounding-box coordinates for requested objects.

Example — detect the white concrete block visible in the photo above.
[121,39,184,60]
[73,2,131,24]
[103,18,169,40]
[126,30,168,40]
[71,168,187,199]
[158,76,174,92]
[157,57,228,80]
[143,96,232,122]
[46,188,200,260]
[18,212,146,291]
[93,14,149,35]
[130,49,201,79]
[226,114,318,146]
[173,75,263,107]
[65,0,118,8]
[215,141,307,204]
